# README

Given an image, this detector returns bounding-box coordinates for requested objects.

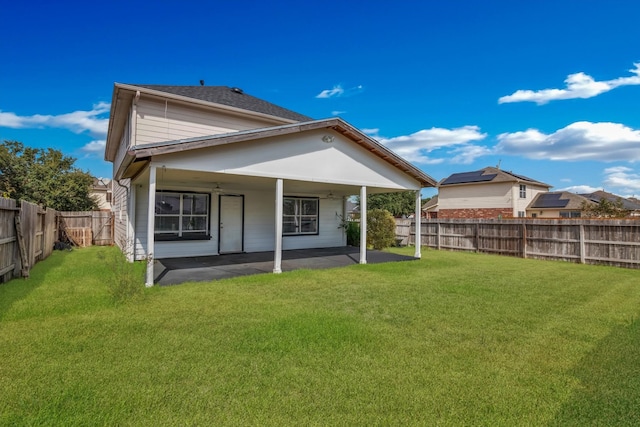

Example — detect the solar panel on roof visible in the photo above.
[441,171,497,185]
[531,193,570,208]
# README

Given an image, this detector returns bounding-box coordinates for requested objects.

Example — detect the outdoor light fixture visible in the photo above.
[322,135,334,143]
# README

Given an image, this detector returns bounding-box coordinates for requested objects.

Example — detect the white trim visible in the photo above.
[274,178,283,273]
[145,165,156,287]
[360,186,367,264]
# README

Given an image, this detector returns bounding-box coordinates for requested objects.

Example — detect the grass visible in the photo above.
[1,246,639,425]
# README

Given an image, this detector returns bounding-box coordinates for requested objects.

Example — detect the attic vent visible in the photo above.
[230,87,244,94]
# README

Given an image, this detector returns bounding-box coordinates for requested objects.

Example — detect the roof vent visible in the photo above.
[199,80,204,86]
[230,87,243,94]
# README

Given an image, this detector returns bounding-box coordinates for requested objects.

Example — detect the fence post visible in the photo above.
[474,222,480,252]
[521,222,527,259]
[579,224,586,264]
[14,215,29,278]
[436,222,441,250]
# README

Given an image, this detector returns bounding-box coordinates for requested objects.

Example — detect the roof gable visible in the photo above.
[124,118,436,187]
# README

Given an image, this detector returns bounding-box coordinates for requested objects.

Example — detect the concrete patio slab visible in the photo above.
[154,246,416,285]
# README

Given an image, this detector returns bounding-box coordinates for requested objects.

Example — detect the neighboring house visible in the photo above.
[579,190,640,217]
[422,195,438,218]
[104,83,436,285]
[526,191,593,218]
[91,177,113,211]
[436,167,551,219]
[345,199,360,219]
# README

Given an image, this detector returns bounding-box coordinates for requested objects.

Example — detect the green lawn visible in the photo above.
[1,246,639,426]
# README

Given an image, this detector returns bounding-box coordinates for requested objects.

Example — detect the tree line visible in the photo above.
[0,140,97,211]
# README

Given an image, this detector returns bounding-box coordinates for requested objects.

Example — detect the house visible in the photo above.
[579,190,640,217]
[526,191,593,218]
[90,177,113,211]
[422,195,438,218]
[104,83,436,285]
[436,167,551,218]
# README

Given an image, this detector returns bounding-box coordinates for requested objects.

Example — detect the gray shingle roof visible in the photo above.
[439,167,550,187]
[579,190,640,210]
[133,85,313,122]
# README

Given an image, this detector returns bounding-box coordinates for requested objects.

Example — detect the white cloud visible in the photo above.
[375,125,488,164]
[496,121,640,162]
[602,166,640,193]
[499,63,640,105]
[80,140,106,154]
[557,184,601,193]
[448,144,493,164]
[0,102,110,137]
[315,84,364,99]
[331,110,346,116]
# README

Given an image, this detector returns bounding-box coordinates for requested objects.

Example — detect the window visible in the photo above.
[518,211,526,218]
[283,197,319,235]
[560,211,581,218]
[519,184,527,198]
[155,191,210,240]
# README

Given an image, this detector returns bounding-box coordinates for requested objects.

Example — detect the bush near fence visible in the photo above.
[396,218,640,269]
[0,197,115,283]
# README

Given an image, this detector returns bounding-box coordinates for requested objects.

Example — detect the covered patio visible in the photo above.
[154,246,417,285]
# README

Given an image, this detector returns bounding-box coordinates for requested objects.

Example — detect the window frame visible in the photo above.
[282,196,320,236]
[154,190,211,241]
[519,184,527,198]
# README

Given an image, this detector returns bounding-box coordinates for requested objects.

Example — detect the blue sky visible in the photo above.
[2,0,640,198]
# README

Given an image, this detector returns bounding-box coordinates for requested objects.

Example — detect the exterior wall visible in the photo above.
[527,209,582,218]
[155,130,421,191]
[438,182,513,210]
[135,98,278,146]
[439,207,513,219]
[514,184,549,216]
[112,178,131,254]
[114,117,131,175]
[439,182,549,217]
[132,183,345,260]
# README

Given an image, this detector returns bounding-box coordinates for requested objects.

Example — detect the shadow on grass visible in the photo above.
[0,249,67,320]
[550,318,640,426]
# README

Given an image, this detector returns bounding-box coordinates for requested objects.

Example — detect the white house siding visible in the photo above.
[283,197,345,250]
[154,130,421,191]
[135,99,279,147]
[112,178,131,254]
[132,184,345,259]
[114,117,130,174]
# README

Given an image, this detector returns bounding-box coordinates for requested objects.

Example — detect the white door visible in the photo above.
[219,195,244,253]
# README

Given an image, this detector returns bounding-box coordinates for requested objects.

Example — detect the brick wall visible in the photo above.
[438,208,513,219]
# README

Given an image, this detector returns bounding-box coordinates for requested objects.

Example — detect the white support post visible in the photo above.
[359,186,367,264]
[273,178,283,273]
[145,164,157,287]
[414,191,422,258]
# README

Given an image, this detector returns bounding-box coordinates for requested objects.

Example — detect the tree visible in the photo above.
[580,198,630,218]
[0,140,97,211]
[357,191,424,217]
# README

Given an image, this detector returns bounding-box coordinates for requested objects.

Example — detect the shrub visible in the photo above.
[98,241,144,304]
[366,209,396,250]
[346,220,360,246]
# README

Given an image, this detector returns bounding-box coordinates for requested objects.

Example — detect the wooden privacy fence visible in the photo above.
[0,197,116,283]
[58,211,114,247]
[396,218,640,269]
[0,198,58,283]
